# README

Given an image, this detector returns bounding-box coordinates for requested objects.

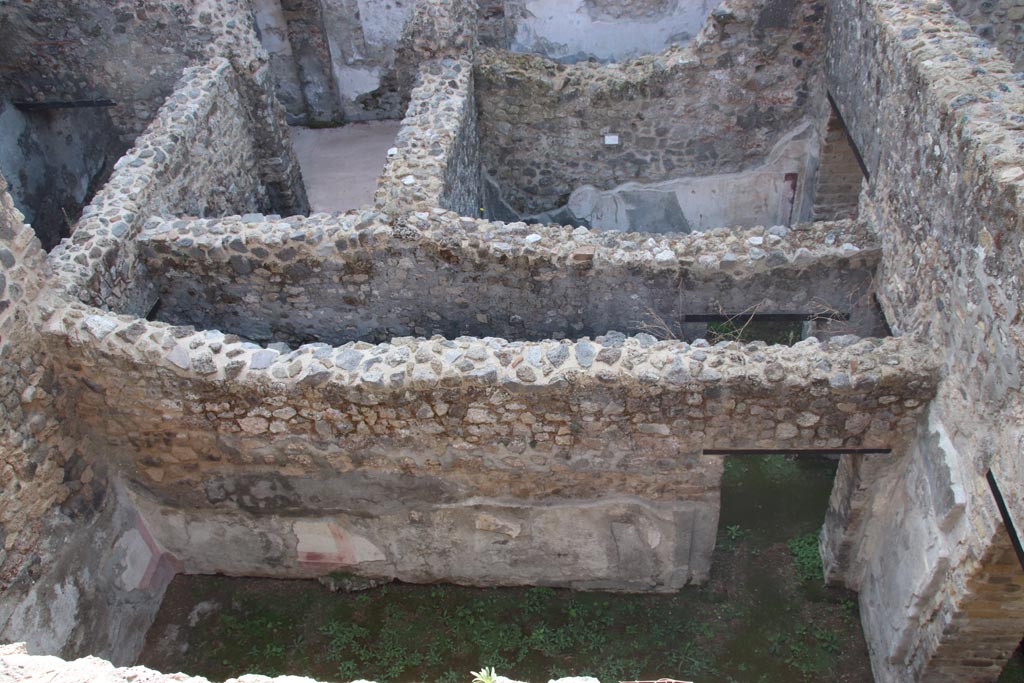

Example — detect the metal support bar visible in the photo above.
[704,448,891,456]
[682,312,850,323]
[986,470,1024,572]
[13,99,116,111]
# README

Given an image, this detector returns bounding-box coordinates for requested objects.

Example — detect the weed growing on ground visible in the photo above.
[788,531,824,582]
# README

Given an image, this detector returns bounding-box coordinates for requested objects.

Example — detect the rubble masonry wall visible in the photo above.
[49,58,307,317]
[136,212,885,346]
[474,0,828,218]
[826,0,1024,680]
[43,301,936,591]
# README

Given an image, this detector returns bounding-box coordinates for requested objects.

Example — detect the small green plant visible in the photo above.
[789,531,824,582]
[726,524,745,541]
[816,628,841,654]
[471,666,499,683]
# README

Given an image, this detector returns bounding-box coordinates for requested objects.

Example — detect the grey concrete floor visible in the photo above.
[290,121,401,213]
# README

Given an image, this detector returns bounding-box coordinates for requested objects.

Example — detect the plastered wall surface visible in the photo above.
[0,101,120,251]
[504,0,715,62]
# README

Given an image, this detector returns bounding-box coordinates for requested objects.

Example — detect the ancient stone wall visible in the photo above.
[48,58,307,318]
[279,0,345,124]
[322,0,418,121]
[137,212,886,347]
[252,0,481,123]
[475,0,827,221]
[42,297,936,590]
[825,0,1024,680]
[254,0,451,124]
[539,123,820,232]
[250,0,309,122]
[0,0,265,140]
[0,178,171,666]
[256,0,724,124]
[0,178,65,623]
[946,0,1024,72]
[374,59,482,216]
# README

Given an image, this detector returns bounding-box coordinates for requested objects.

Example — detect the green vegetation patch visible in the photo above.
[788,532,825,583]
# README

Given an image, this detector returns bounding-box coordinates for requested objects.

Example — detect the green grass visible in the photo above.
[146,556,860,683]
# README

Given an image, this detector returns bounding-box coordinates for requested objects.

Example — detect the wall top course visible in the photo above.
[137,210,880,279]
[47,296,938,402]
[830,0,1024,200]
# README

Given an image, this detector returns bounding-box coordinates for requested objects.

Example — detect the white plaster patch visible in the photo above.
[928,410,967,532]
[294,520,386,566]
[251,0,294,54]
[513,0,713,62]
[0,578,80,655]
[355,0,412,46]
[114,528,155,591]
[333,65,384,104]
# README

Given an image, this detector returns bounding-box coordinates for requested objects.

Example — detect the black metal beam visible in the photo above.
[986,470,1024,572]
[704,448,891,456]
[682,312,850,323]
[13,99,116,111]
